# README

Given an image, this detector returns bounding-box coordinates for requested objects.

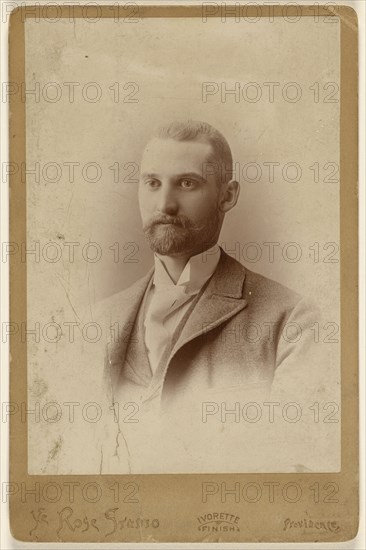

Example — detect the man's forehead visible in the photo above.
[141,137,214,167]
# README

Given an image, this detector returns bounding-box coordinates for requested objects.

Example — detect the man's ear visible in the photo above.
[219,180,240,213]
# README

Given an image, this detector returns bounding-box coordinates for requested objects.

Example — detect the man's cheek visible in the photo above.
[182,196,204,215]
[140,203,153,220]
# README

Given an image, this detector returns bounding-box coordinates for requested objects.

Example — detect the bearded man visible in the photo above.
[94,120,332,473]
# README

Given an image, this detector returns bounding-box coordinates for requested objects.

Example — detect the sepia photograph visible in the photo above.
[22,6,341,475]
[6,2,359,544]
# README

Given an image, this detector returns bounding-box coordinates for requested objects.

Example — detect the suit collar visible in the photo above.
[208,248,247,299]
[111,247,245,314]
[169,249,248,351]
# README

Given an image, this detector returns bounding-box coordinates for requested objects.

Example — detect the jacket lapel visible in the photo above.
[168,250,248,361]
[106,268,153,386]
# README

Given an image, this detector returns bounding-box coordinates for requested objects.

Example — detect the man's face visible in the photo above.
[138,138,223,256]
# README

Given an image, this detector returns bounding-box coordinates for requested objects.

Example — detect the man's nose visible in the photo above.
[156,184,178,215]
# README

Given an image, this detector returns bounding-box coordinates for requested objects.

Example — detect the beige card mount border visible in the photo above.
[8,4,358,543]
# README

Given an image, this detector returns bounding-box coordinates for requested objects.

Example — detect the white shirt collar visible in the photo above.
[153,244,221,295]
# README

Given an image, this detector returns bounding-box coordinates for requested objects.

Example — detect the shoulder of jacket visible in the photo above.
[92,269,153,321]
[243,266,302,309]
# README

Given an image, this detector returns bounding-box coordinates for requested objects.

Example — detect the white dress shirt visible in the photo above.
[144,244,221,373]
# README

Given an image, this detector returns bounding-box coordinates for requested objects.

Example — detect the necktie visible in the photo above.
[144,284,193,373]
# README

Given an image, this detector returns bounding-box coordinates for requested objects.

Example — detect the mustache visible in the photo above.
[144,214,194,230]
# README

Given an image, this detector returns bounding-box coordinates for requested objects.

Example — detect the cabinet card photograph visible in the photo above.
[8,3,358,543]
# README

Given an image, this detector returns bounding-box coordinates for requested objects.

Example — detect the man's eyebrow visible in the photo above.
[140,172,208,183]
[141,172,160,180]
[175,172,207,183]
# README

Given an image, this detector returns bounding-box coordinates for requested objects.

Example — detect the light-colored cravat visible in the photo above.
[144,245,221,373]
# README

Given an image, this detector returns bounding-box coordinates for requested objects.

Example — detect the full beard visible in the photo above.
[143,209,221,256]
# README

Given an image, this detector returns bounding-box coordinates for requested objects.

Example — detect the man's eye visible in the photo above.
[145,180,160,188]
[179,179,195,189]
